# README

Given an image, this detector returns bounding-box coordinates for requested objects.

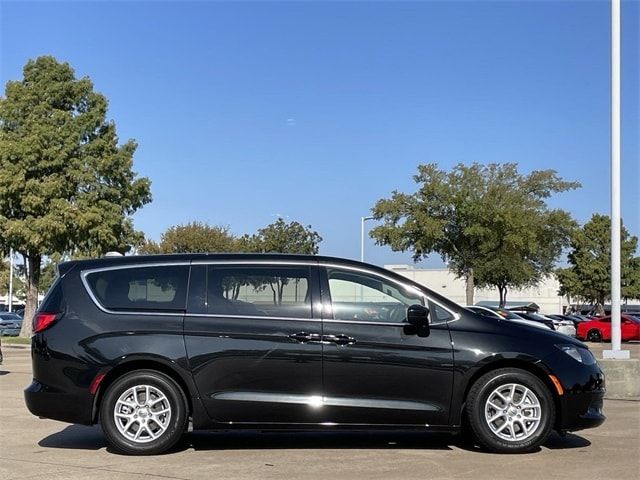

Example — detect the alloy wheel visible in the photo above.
[113,384,172,443]
[484,383,542,442]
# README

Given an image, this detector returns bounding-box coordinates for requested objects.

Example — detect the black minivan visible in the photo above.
[25,254,605,454]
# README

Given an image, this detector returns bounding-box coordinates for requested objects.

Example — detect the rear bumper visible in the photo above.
[24,380,93,425]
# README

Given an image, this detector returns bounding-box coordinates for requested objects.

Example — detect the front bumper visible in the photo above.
[546,350,606,432]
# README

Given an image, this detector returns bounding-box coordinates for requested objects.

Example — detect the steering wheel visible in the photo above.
[388,303,408,323]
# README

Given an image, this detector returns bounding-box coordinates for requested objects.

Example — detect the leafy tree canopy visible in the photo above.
[139,222,236,254]
[253,218,322,255]
[0,56,152,334]
[557,214,639,308]
[141,218,323,256]
[370,162,579,304]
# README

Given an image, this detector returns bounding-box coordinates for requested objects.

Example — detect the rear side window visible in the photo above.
[39,279,65,313]
[204,265,312,318]
[85,265,189,312]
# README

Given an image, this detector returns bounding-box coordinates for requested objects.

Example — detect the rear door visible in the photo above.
[319,265,454,426]
[184,261,324,424]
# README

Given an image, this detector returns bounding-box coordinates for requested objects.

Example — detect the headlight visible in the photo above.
[556,345,596,365]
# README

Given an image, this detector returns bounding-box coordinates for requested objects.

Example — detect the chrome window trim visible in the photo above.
[186,313,314,322]
[80,262,191,316]
[320,262,460,324]
[79,259,460,323]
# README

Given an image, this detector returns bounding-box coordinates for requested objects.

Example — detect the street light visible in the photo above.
[8,249,14,312]
[604,0,629,359]
[360,216,374,262]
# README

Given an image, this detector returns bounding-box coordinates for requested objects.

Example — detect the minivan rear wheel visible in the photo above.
[100,370,188,455]
[465,368,555,453]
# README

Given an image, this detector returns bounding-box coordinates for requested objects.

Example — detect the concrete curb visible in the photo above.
[600,358,640,399]
[1,344,29,349]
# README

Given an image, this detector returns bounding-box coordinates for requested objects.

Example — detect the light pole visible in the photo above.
[360,216,374,262]
[8,249,14,312]
[604,0,628,359]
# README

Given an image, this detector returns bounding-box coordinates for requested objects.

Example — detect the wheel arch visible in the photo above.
[91,358,194,424]
[459,358,563,431]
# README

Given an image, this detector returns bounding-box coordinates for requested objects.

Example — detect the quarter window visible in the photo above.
[205,265,312,319]
[85,265,189,312]
[326,268,424,323]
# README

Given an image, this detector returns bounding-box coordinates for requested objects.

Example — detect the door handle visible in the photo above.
[289,332,320,343]
[323,334,356,346]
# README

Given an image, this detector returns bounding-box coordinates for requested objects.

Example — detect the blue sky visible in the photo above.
[1,0,638,267]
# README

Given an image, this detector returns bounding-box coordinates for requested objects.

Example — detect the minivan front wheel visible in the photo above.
[100,370,188,455]
[466,368,555,453]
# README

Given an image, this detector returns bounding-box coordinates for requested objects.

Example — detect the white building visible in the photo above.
[385,265,564,315]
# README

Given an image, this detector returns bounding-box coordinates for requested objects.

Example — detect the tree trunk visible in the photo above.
[20,253,41,338]
[465,269,475,305]
[498,285,508,308]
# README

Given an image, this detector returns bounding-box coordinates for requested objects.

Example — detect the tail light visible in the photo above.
[33,312,59,333]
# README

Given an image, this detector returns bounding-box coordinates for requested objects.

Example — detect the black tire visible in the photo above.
[587,329,602,342]
[465,368,555,453]
[100,370,188,455]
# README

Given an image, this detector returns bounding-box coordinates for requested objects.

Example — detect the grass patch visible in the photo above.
[1,336,30,345]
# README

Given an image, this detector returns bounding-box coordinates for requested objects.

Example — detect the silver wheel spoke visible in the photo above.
[484,383,542,443]
[517,387,530,405]
[495,391,508,402]
[113,384,172,444]
[487,412,505,423]
[495,421,510,434]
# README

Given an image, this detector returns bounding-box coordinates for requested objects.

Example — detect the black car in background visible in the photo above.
[25,254,605,455]
[511,311,556,330]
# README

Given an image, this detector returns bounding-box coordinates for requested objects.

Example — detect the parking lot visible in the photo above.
[1,346,639,480]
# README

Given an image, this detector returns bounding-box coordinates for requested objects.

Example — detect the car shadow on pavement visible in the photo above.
[39,424,107,450]
[38,426,590,454]
[0,371,10,376]
[182,430,456,452]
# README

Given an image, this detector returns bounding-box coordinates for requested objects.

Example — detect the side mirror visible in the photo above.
[407,304,429,326]
[405,304,430,337]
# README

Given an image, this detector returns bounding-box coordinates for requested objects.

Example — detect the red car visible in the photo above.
[576,314,640,342]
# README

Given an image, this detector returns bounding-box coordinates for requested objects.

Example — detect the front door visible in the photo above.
[319,266,454,426]
[184,262,323,424]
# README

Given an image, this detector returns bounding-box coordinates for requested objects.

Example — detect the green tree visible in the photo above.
[253,217,322,255]
[248,218,322,304]
[0,56,151,335]
[38,255,62,293]
[0,258,25,303]
[139,222,237,254]
[557,214,639,313]
[473,207,576,306]
[370,163,579,305]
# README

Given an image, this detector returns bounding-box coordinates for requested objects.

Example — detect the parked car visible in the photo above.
[576,315,640,342]
[510,311,556,330]
[0,312,23,336]
[547,314,587,330]
[467,306,550,330]
[25,254,605,455]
